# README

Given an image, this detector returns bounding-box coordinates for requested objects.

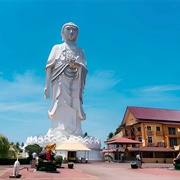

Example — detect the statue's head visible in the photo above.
[61,22,79,42]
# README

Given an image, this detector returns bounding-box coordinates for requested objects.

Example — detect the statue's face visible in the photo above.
[63,25,78,42]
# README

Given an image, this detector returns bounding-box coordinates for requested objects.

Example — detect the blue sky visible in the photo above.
[0,0,180,147]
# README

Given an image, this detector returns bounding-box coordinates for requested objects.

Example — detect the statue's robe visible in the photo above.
[45,43,87,136]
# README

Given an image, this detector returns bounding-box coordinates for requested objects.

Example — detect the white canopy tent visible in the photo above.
[56,142,90,162]
[56,142,90,151]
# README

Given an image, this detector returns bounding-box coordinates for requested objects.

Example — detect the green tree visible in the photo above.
[0,134,10,158]
[10,142,14,145]
[107,132,113,140]
[114,125,121,135]
[16,142,20,148]
[21,142,24,147]
[83,132,88,137]
[25,144,42,160]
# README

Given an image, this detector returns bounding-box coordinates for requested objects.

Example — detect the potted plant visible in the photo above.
[68,162,74,169]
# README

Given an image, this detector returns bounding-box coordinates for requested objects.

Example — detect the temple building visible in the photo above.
[103,106,180,163]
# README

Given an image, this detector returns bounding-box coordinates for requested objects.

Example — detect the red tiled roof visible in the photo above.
[129,146,177,152]
[105,137,141,144]
[102,147,125,153]
[128,106,180,122]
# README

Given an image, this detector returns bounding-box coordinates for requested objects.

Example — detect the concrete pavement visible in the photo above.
[0,161,179,180]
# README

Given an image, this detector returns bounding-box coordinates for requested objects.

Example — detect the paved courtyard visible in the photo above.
[0,161,179,180]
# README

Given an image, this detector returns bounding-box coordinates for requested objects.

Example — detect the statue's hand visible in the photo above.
[44,86,50,99]
[69,59,75,68]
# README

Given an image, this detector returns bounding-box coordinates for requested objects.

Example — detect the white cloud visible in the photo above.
[141,85,180,92]
[86,70,122,92]
[0,101,48,112]
[127,84,180,105]
[0,70,49,113]
[84,70,123,110]
[0,70,44,101]
[0,115,32,123]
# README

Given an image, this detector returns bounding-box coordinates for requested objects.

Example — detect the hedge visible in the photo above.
[0,158,30,165]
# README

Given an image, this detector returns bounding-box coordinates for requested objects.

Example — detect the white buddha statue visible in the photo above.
[44,22,87,137]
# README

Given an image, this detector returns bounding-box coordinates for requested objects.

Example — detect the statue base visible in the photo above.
[24,134,102,161]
